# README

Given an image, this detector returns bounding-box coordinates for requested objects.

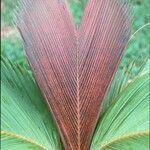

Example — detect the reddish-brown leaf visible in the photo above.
[16,0,133,149]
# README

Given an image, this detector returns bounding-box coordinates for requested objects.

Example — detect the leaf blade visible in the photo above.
[16,0,133,149]
[1,131,46,150]
[91,73,149,149]
[101,132,149,150]
[1,56,62,150]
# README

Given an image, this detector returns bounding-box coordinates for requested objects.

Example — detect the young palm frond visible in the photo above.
[16,0,133,149]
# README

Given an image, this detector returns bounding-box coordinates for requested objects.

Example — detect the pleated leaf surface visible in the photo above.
[16,0,133,149]
[1,57,62,150]
[91,73,149,150]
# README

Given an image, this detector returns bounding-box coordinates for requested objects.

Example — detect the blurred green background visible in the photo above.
[1,0,150,76]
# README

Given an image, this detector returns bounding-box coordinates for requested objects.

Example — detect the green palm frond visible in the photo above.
[1,131,46,150]
[100,132,149,150]
[1,56,63,150]
[91,73,149,149]
[100,57,149,115]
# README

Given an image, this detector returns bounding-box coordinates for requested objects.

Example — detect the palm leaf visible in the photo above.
[100,23,150,115]
[91,73,149,149]
[16,0,133,149]
[1,56,62,150]
[100,132,149,150]
[101,57,149,115]
[1,131,45,150]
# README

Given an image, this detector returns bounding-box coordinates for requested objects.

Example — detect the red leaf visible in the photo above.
[17,0,133,149]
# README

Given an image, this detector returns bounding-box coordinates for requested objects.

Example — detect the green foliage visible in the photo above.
[1,31,26,64]
[99,133,149,150]
[1,131,45,150]
[67,0,87,26]
[91,73,149,149]
[101,57,149,114]
[122,0,150,70]
[1,0,18,27]
[1,57,63,150]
